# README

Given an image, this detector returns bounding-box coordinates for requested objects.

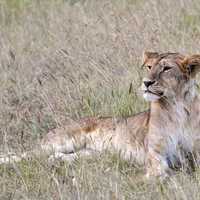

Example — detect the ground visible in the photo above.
[0,0,200,199]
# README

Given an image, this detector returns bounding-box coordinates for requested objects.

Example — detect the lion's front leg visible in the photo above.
[145,132,175,179]
[145,149,173,179]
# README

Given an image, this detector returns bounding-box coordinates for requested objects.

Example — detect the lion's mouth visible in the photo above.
[144,90,164,96]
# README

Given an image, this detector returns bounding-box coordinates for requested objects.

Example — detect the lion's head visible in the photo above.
[141,51,200,102]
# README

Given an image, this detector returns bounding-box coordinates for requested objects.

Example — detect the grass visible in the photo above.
[0,0,200,199]
[2,154,200,199]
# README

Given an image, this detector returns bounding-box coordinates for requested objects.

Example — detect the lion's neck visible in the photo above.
[146,87,200,162]
[148,86,200,135]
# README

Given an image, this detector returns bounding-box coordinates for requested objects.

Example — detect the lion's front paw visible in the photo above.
[145,166,172,181]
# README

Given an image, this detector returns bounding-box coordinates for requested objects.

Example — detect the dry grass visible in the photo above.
[0,0,200,199]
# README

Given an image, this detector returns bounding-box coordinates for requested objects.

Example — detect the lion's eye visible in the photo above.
[146,65,152,70]
[163,66,172,72]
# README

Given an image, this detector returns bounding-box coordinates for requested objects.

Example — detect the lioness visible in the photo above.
[1,52,200,178]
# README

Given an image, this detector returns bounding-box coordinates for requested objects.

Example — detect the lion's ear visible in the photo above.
[142,51,159,67]
[182,55,200,78]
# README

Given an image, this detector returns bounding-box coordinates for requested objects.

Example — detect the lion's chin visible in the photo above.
[143,92,161,102]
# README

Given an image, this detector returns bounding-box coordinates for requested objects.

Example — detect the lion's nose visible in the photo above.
[143,80,155,88]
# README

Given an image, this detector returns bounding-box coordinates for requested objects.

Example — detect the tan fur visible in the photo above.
[1,52,200,179]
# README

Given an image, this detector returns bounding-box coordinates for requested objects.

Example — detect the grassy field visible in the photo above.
[1,0,200,199]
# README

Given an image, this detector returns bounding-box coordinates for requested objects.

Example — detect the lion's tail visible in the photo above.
[0,149,44,165]
[0,152,28,164]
